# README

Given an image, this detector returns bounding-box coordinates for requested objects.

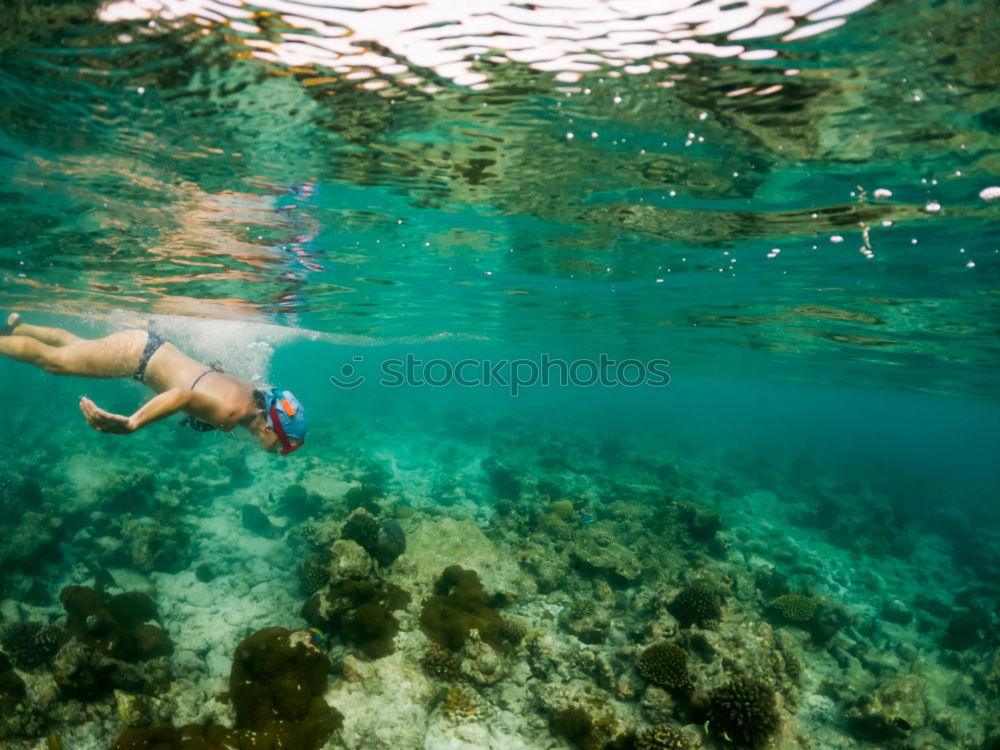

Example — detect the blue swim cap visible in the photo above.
[263,388,307,455]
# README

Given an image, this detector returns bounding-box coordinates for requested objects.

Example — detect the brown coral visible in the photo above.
[770,594,817,623]
[668,584,722,628]
[638,642,693,694]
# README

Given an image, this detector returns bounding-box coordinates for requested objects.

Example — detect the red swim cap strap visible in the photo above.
[269,403,300,455]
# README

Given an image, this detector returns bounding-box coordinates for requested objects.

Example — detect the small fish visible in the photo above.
[580,512,595,524]
[474,512,490,527]
[307,628,327,647]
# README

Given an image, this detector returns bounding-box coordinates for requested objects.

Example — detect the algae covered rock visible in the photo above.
[420,565,507,651]
[636,723,694,750]
[301,576,410,659]
[340,509,407,568]
[230,627,342,749]
[569,536,643,586]
[845,673,926,741]
[559,599,611,644]
[60,586,171,662]
[0,651,26,718]
[109,627,343,750]
[328,539,372,582]
[373,518,406,567]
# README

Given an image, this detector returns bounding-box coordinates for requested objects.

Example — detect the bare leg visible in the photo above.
[2,313,83,346]
[0,330,145,378]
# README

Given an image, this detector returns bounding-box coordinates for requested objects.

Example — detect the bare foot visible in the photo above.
[1,313,20,335]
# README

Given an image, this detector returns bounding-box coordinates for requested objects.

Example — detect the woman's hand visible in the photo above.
[80,396,134,434]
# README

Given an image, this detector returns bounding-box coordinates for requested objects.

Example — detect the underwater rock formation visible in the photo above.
[708,677,780,749]
[230,627,343,748]
[636,723,694,750]
[559,599,611,645]
[241,504,282,539]
[569,535,643,587]
[845,673,926,741]
[419,565,507,651]
[121,517,192,574]
[372,518,406,567]
[59,586,171,662]
[51,638,149,700]
[0,651,27,725]
[301,574,410,659]
[110,627,343,750]
[338,507,407,570]
[277,484,325,522]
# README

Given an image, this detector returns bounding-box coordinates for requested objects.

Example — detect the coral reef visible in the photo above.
[341,508,381,554]
[499,616,527,645]
[637,642,693,695]
[229,628,343,749]
[110,627,343,750]
[669,584,723,628]
[845,673,926,741]
[301,576,410,658]
[420,642,461,680]
[440,686,477,720]
[708,677,780,749]
[768,594,817,623]
[636,724,694,750]
[60,586,171,662]
[419,565,507,651]
[0,622,61,670]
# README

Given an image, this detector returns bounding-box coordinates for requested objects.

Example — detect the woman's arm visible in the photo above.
[80,389,226,434]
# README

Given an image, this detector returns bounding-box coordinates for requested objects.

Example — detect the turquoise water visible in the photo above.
[1,1,999,749]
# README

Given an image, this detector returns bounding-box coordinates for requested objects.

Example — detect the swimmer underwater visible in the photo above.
[0,313,306,455]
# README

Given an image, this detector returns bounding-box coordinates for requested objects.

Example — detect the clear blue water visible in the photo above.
[1,1,999,748]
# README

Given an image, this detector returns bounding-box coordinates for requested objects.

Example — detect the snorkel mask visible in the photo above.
[262,388,307,455]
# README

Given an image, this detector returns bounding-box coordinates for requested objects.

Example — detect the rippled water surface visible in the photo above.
[1,0,998,396]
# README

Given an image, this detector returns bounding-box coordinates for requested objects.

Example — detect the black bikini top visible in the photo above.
[180,361,225,432]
